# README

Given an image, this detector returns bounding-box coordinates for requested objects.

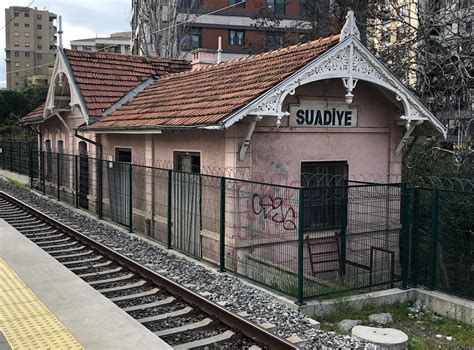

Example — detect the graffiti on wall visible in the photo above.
[251,194,296,231]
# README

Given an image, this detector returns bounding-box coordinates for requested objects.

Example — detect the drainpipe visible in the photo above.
[75,129,103,219]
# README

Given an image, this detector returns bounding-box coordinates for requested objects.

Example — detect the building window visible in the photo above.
[25,23,30,27]
[398,5,408,17]
[115,148,132,163]
[266,33,284,50]
[397,26,405,41]
[24,12,29,17]
[25,52,30,57]
[37,35,42,40]
[229,30,245,46]
[25,63,30,67]
[301,161,348,230]
[15,62,20,67]
[25,32,30,37]
[37,24,42,30]
[37,53,42,59]
[181,28,201,50]
[14,51,20,57]
[84,46,93,51]
[71,45,77,50]
[37,14,42,19]
[14,12,19,17]
[179,0,201,12]
[25,42,30,47]
[49,45,54,50]
[14,22,19,27]
[14,42,19,47]
[381,30,390,44]
[14,32,19,37]
[229,0,245,8]
[267,0,285,15]
[37,45,43,50]
[174,152,200,173]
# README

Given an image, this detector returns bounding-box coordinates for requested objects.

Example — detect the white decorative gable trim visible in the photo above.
[44,49,90,125]
[221,12,446,139]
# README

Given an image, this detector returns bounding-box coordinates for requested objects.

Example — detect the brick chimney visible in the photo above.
[191,48,218,70]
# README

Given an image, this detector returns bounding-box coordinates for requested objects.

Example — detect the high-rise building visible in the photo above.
[70,32,132,54]
[4,6,57,90]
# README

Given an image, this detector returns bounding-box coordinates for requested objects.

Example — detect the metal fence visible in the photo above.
[1,140,472,301]
[408,187,473,300]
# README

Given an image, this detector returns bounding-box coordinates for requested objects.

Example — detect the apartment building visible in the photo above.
[131,0,310,60]
[5,6,57,89]
[70,32,132,54]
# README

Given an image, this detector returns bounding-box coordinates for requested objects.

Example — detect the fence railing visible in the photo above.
[0,139,472,301]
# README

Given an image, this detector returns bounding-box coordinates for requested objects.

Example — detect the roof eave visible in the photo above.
[81,123,224,133]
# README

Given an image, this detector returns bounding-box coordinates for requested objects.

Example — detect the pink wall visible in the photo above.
[240,79,403,184]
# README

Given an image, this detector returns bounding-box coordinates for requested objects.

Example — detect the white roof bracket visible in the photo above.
[239,115,262,162]
[395,120,423,156]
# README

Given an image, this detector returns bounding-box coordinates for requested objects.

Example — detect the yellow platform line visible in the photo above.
[0,258,83,349]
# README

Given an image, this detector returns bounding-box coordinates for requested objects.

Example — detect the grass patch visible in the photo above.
[318,301,474,349]
[5,176,27,189]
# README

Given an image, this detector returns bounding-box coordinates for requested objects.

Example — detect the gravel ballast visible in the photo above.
[0,179,374,349]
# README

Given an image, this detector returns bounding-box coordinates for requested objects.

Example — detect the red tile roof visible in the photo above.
[63,49,190,118]
[89,35,340,130]
[20,103,44,124]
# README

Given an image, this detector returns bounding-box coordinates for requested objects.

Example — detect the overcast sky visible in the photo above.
[0,0,132,88]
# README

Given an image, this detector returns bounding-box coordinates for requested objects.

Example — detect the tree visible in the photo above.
[298,0,369,43]
[0,84,48,137]
[131,0,201,59]
[366,1,472,128]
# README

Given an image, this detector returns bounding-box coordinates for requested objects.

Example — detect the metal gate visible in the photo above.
[172,171,201,257]
[108,161,130,226]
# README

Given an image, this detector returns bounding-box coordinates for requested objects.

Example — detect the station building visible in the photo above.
[22,13,446,290]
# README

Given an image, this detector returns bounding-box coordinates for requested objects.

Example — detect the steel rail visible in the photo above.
[0,191,298,350]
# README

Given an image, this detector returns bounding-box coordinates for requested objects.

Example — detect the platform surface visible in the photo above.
[0,219,171,350]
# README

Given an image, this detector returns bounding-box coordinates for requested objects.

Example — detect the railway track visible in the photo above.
[0,192,298,350]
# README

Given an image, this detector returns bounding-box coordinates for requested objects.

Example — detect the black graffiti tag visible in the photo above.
[251,194,297,231]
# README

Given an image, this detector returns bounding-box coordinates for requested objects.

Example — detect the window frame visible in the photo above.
[267,0,286,15]
[228,29,245,46]
[301,161,349,231]
[229,0,245,8]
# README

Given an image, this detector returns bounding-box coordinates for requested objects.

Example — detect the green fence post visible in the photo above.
[128,163,133,233]
[18,142,22,174]
[401,183,410,289]
[219,177,226,272]
[167,169,172,249]
[411,187,420,286]
[297,187,305,305]
[429,189,439,290]
[29,142,33,188]
[340,183,348,275]
[41,151,46,195]
[97,157,103,219]
[10,141,13,171]
[57,153,61,201]
[74,155,79,208]
[1,139,4,170]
